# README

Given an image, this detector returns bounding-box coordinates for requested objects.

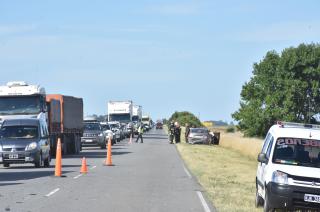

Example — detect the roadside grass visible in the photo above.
[164,125,264,211]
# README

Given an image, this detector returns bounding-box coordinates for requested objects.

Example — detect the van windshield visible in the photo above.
[0,126,39,139]
[272,137,320,168]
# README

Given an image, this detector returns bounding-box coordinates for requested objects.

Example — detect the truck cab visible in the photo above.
[0,81,47,126]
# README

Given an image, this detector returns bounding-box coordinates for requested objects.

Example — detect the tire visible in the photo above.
[263,191,274,212]
[35,153,42,168]
[255,186,263,208]
[3,163,9,168]
[100,144,106,149]
[44,153,50,167]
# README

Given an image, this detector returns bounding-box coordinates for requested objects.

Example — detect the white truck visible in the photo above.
[0,81,83,155]
[142,115,152,131]
[132,105,142,122]
[107,100,133,124]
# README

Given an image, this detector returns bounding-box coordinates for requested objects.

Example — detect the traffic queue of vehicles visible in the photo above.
[0,81,153,168]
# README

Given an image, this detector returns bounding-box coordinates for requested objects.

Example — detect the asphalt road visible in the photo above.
[0,129,215,212]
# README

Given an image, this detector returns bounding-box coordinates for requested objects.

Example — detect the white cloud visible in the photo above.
[235,21,320,43]
[0,24,37,35]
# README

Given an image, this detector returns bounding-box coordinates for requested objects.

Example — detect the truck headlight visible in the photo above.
[25,142,38,151]
[272,171,288,185]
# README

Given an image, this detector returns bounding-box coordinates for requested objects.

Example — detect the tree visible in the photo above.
[168,111,203,127]
[232,43,320,137]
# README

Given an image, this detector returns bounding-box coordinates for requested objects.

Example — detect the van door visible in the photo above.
[257,133,274,194]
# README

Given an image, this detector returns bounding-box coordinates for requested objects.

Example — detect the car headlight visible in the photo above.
[99,133,104,137]
[272,171,288,185]
[25,142,38,151]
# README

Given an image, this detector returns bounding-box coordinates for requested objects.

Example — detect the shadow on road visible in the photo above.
[0,170,72,182]
[0,182,23,187]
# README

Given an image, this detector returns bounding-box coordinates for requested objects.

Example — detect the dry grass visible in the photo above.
[171,126,265,211]
[177,143,261,212]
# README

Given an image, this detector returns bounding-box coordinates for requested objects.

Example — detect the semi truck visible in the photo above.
[107,100,133,123]
[132,105,142,122]
[0,81,83,155]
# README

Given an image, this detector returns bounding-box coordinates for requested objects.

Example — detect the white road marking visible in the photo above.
[73,174,82,179]
[45,188,60,197]
[197,191,211,212]
[90,165,97,170]
[183,165,192,179]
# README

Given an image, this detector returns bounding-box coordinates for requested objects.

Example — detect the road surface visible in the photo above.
[0,129,215,212]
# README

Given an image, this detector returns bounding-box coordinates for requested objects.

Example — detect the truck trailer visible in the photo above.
[46,95,83,155]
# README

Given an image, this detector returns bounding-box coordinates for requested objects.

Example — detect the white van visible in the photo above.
[256,122,320,211]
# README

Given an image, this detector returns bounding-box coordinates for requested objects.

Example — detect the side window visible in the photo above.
[266,136,274,159]
[261,133,271,153]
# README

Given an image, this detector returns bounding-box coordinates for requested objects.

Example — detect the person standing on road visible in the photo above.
[169,121,175,144]
[185,123,190,143]
[174,122,181,143]
[135,124,144,143]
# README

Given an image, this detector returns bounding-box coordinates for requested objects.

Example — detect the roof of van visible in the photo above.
[2,119,39,126]
[269,123,320,140]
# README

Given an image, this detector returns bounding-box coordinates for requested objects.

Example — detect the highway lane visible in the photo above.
[0,129,214,212]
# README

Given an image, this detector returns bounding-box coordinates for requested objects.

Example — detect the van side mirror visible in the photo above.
[257,153,268,164]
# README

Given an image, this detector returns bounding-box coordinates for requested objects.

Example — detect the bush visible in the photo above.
[168,111,203,127]
[226,126,235,133]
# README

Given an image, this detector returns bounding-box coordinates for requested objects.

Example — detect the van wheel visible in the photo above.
[3,163,9,168]
[255,187,263,207]
[35,153,42,168]
[263,191,274,212]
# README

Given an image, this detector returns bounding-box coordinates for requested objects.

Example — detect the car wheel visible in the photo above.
[3,163,10,168]
[35,153,42,168]
[44,154,50,167]
[100,144,106,149]
[255,186,263,208]
[263,191,274,212]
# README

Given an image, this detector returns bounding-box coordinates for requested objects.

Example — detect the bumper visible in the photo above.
[81,137,104,146]
[0,151,40,164]
[267,182,320,210]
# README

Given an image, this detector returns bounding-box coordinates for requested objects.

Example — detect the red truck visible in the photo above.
[46,95,83,155]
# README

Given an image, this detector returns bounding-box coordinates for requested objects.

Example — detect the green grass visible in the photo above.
[176,143,260,212]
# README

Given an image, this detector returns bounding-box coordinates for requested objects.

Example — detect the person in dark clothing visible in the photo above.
[185,123,190,143]
[169,122,175,144]
[174,122,181,143]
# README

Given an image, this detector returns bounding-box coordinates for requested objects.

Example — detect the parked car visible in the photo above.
[0,119,51,168]
[100,122,115,145]
[187,128,210,144]
[108,121,121,142]
[81,120,106,149]
[256,121,320,211]
[156,122,163,129]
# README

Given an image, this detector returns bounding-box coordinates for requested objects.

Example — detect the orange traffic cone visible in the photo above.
[128,133,132,144]
[105,137,113,166]
[54,138,62,177]
[80,157,88,174]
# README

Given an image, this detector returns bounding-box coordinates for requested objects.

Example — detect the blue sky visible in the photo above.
[0,0,319,122]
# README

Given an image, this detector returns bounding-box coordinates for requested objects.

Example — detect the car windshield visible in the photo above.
[273,137,320,168]
[101,125,110,131]
[0,125,39,139]
[190,129,208,134]
[109,124,119,129]
[0,96,41,115]
[84,123,101,131]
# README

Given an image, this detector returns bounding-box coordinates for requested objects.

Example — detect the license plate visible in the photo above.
[85,140,93,143]
[9,154,19,159]
[304,194,320,204]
